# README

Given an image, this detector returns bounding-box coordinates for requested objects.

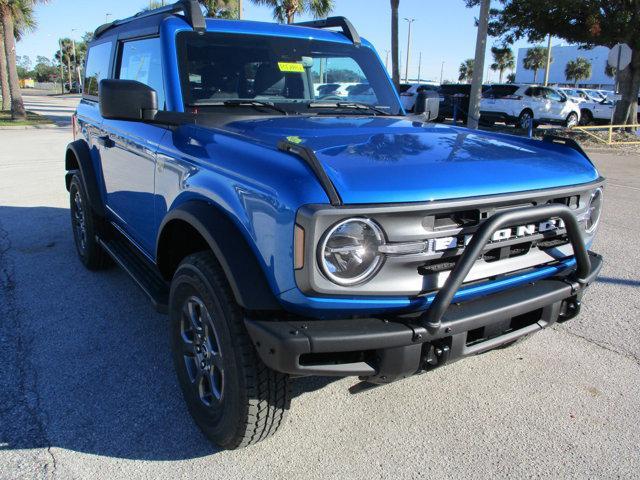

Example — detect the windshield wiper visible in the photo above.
[192,99,289,115]
[307,101,391,116]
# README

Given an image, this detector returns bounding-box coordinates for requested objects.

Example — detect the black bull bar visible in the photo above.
[245,204,601,382]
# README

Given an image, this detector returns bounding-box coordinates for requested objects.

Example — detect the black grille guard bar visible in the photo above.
[420,204,591,334]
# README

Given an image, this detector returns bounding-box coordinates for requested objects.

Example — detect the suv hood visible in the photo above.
[219,116,599,204]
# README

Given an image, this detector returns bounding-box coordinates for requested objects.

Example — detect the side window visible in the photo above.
[118,38,166,110]
[544,88,562,101]
[83,42,113,98]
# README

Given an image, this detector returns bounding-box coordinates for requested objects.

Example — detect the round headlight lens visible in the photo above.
[319,218,385,286]
[585,188,603,234]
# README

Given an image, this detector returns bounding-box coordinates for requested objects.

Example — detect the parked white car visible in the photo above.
[399,83,439,111]
[481,84,581,128]
[579,98,615,124]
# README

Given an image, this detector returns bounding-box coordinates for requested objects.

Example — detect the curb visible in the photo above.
[0,123,60,130]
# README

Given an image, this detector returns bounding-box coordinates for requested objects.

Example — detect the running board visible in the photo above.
[97,235,169,313]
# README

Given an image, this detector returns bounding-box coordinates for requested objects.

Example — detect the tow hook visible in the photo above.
[558,297,581,322]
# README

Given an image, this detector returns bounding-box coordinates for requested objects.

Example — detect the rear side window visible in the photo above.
[83,42,112,98]
[118,38,166,110]
[486,85,518,98]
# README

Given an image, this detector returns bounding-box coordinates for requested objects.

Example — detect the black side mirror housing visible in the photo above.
[99,79,158,121]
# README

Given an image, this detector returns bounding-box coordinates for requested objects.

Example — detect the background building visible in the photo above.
[515,45,614,88]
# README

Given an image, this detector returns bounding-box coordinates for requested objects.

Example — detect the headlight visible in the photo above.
[318,218,385,286]
[585,188,603,234]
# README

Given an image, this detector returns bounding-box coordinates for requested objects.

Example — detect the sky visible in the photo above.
[15,0,559,83]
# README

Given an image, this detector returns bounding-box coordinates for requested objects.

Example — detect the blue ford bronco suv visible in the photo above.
[65,0,604,449]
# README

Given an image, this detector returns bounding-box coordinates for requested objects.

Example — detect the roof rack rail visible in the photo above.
[295,16,361,46]
[94,0,206,39]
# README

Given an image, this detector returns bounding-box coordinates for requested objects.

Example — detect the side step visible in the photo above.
[97,235,169,313]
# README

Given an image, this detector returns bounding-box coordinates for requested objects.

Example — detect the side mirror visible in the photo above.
[413,90,440,121]
[99,79,158,121]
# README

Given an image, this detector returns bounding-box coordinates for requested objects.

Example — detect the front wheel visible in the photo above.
[580,109,593,126]
[69,174,110,270]
[565,112,579,128]
[170,251,290,449]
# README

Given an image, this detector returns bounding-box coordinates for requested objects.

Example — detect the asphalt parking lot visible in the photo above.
[1,94,639,479]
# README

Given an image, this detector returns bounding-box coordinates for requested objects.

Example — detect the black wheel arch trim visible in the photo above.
[157,200,283,311]
[65,140,106,218]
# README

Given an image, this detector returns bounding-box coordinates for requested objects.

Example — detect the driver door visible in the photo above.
[100,37,169,255]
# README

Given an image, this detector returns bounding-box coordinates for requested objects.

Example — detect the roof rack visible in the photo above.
[94,0,206,39]
[295,16,361,46]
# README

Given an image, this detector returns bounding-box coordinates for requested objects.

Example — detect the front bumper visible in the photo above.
[245,251,601,382]
[246,203,602,383]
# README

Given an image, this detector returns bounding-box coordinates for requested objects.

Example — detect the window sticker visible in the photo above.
[278,62,305,73]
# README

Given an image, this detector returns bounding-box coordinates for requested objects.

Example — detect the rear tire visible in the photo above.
[169,251,290,449]
[69,174,110,270]
[518,109,534,130]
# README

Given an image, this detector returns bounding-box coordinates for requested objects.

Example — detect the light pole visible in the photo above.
[439,61,445,84]
[238,0,243,19]
[385,50,390,71]
[403,18,415,83]
[57,38,64,94]
[417,52,422,83]
[105,13,112,24]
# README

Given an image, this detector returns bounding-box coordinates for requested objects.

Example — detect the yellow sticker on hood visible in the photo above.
[278,62,305,73]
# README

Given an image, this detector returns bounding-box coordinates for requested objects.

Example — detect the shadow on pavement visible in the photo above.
[0,205,335,461]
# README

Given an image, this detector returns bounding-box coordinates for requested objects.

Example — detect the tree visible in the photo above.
[605,63,616,79]
[565,57,592,85]
[458,58,474,83]
[0,23,10,110]
[483,0,640,125]
[390,0,399,87]
[54,38,76,91]
[522,46,549,84]
[506,72,516,83]
[0,0,47,120]
[250,0,333,24]
[490,46,514,83]
[33,56,57,82]
[199,0,239,18]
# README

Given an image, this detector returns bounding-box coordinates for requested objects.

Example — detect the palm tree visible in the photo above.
[458,58,474,83]
[506,72,516,83]
[54,38,76,93]
[523,46,550,84]
[0,0,45,120]
[490,46,514,83]
[605,63,616,79]
[0,24,10,111]
[390,0,399,88]
[250,0,333,24]
[565,57,592,86]
[199,0,239,18]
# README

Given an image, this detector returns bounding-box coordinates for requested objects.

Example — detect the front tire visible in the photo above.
[169,251,290,449]
[580,109,593,126]
[69,174,110,270]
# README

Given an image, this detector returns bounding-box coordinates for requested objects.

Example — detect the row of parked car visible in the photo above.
[314,80,634,128]
[400,82,640,127]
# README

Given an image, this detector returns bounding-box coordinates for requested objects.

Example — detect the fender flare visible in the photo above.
[157,200,282,311]
[65,140,106,217]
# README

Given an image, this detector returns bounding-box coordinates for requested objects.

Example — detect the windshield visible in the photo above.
[177,32,401,115]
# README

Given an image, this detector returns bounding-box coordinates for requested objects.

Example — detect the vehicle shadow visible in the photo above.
[0,205,336,461]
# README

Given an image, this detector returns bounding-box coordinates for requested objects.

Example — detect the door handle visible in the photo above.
[96,135,114,148]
